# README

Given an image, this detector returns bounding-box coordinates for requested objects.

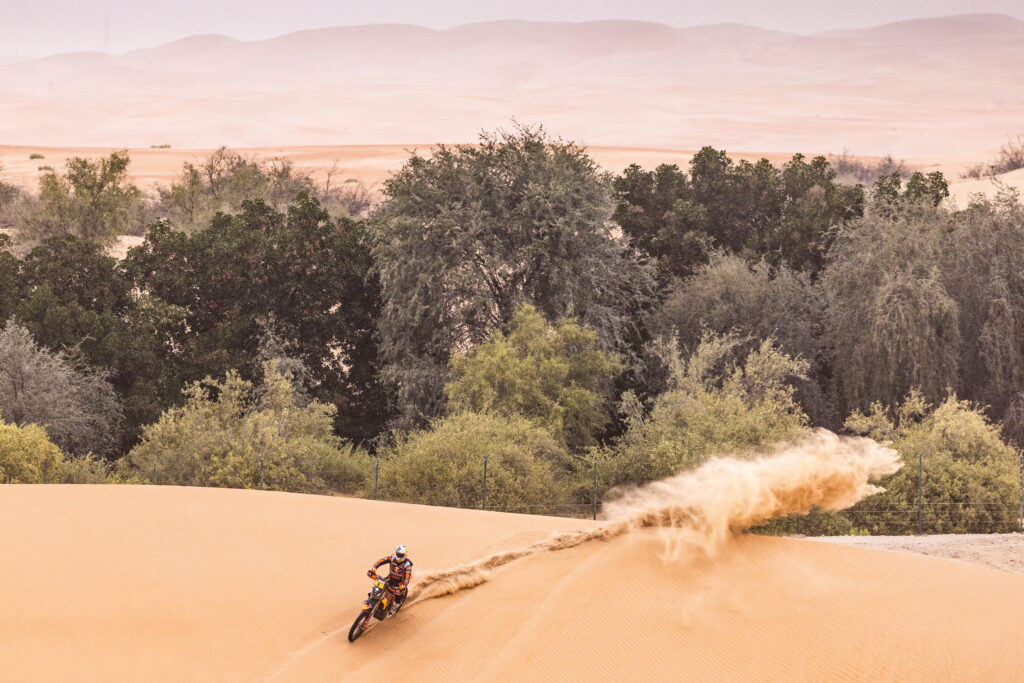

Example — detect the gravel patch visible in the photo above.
[809,534,1024,576]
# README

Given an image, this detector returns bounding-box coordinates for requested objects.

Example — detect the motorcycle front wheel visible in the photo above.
[348,610,371,642]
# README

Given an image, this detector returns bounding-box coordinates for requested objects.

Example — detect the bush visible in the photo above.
[605,334,809,486]
[377,412,566,513]
[828,150,913,185]
[59,454,117,483]
[29,153,44,160]
[961,135,1024,178]
[845,393,1020,534]
[0,412,63,483]
[446,304,622,451]
[118,360,371,493]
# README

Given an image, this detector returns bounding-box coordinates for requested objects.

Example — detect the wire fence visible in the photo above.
[361,451,1024,535]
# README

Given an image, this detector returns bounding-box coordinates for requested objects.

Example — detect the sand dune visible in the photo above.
[1,15,1021,156]
[4,437,1024,681]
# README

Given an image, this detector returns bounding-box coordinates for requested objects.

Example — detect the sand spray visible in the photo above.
[407,430,901,604]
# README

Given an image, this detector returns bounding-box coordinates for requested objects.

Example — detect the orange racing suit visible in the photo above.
[369,554,413,600]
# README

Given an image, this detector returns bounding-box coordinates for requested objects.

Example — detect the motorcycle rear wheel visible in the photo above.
[348,611,371,642]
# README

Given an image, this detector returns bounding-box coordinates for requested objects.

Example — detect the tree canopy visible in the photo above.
[374,124,653,426]
[446,304,622,451]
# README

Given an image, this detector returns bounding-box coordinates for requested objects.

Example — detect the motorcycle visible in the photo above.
[348,574,406,642]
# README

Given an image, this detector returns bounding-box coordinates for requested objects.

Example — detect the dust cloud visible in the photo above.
[407,430,901,604]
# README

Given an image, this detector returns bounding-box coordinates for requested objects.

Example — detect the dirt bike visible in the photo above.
[348,574,407,642]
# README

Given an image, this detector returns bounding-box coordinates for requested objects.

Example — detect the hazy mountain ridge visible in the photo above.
[0,15,1020,154]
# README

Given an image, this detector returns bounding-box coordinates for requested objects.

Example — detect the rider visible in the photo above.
[368,544,413,614]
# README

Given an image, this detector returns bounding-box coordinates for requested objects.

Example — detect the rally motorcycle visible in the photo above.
[348,575,406,642]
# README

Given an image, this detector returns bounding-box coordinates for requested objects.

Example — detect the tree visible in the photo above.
[823,198,960,414]
[157,148,318,231]
[12,236,182,450]
[652,253,829,422]
[768,153,864,273]
[125,195,385,443]
[446,304,622,451]
[0,321,122,456]
[939,191,1024,419]
[612,163,710,280]
[119,360,371,493]
[612,150,863,281]
[374,124,654,426]
[19,151,141,245]
[0,234,20,321]
[606,334,809,486]
[0,162,20,231]
[873,171,949,207]
[19,235,130,312]
[377,411,565,512]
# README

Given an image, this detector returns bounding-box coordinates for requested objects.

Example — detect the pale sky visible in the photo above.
[2,0,1023,56]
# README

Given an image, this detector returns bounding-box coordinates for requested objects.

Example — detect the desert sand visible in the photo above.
[4,437,1024,681]
[1,16,1022,158]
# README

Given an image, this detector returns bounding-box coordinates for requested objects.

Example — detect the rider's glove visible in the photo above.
[398,584,406,593]
[367,570,375,578]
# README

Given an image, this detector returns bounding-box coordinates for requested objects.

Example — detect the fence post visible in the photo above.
[152,455,157,484]
[260,457,265,490]
[917,451,924,535]
[482,456,488,511]
[592,457,598,521]
[43,459,48,484]
[1018,451,1023,534]
[374,457,379,501]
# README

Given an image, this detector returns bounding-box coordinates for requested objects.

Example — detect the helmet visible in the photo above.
[394,544,408,560]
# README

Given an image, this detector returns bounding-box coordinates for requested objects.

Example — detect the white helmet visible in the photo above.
[394,544,408,560]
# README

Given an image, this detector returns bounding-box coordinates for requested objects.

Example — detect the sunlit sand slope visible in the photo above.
[0,486,589,681]
[3,485,1024,681]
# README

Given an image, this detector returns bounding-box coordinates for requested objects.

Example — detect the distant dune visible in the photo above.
[3,485,1024,680]
[0,15,1021,156]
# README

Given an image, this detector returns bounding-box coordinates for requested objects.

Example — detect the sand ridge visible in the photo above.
[5,433,1024,680]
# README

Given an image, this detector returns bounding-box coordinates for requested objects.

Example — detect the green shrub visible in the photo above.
[378,412,566,513]
[845,393,1020,534]
[0,412,63,483]
[447,304,622,451]
[119,360,371,493]
[605,334,810,486]
[29,153,44,160]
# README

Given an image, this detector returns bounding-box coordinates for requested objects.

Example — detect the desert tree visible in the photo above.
[0,234,20,321]
[652,253,829,422]
[0,321,123,456]
[940,190,1024,418]
[18,151,141,245]
[612,149,863,280]
[374,124,654,426]
[822,197,960,414]
[125,194,385,443]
